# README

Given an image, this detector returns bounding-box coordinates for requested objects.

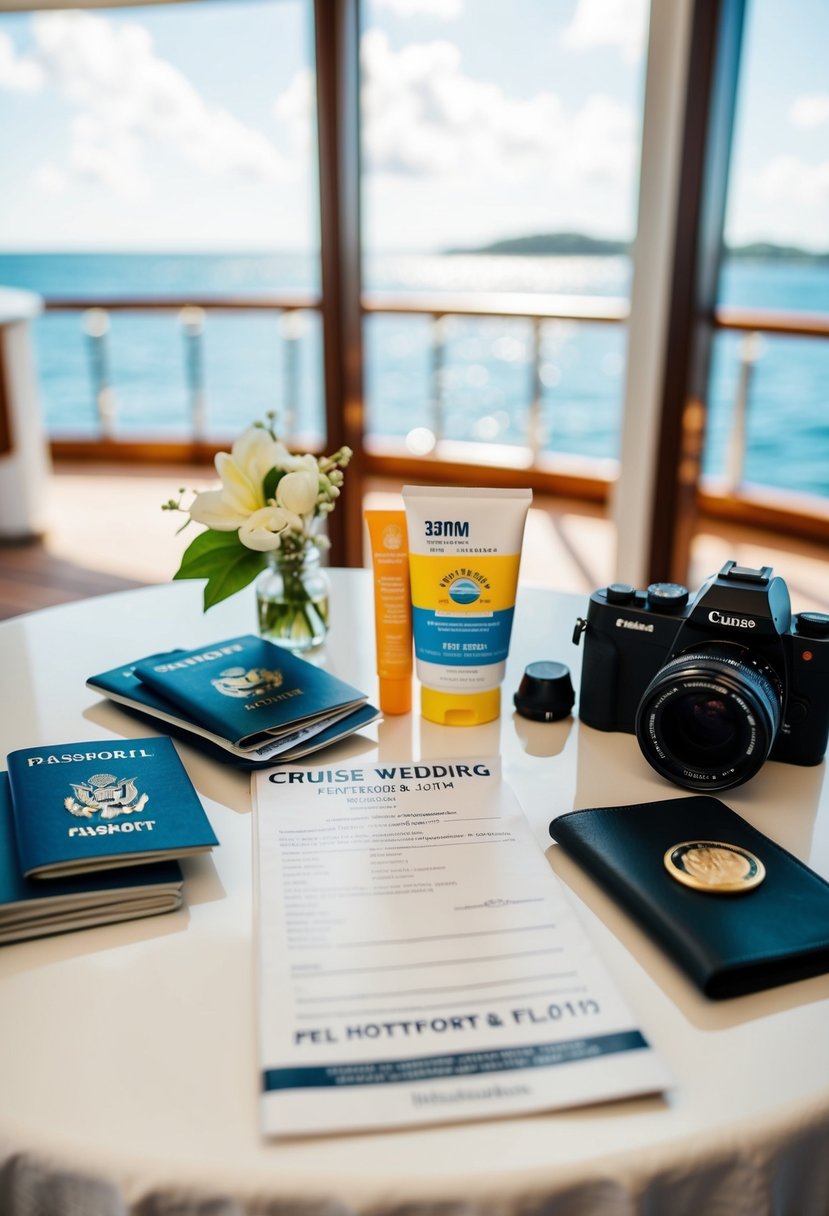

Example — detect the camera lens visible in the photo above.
[635,645,782,791]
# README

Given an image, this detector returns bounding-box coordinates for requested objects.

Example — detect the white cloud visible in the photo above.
[562,0,648,62]
[27,11,291,194]
[790,93,829,130]
[0,30,44,92]
[67,113,148,196]
[34,164,66,193]
[754,154,829,212]
[273,65,315,154]
[357,29,637,193]
[571,93,635,179]
[373,0,463,18]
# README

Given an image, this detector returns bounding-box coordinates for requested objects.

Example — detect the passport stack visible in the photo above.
[1,734,217,945]
[87,634,380,768]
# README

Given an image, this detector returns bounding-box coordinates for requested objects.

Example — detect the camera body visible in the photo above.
[575,561,829,790]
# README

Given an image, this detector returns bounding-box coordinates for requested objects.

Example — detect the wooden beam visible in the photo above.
[648,0,746,582]
[613,0,745,586]
[313,0,365,568]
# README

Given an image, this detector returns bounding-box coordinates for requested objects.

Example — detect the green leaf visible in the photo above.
[173,528,238,577]
[172,529,267,610]
[262,466,285,503]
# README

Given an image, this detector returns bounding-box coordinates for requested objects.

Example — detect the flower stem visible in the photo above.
[256,545,329,651]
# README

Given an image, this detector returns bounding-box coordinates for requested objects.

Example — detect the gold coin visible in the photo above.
[664,840,765,894]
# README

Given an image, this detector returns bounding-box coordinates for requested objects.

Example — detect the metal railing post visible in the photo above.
[278,308,305,439]
[430,313,446,445]
[83,308,116,438]
[726,329,762,489]
[179,306,207,441]
[528,317,544,459]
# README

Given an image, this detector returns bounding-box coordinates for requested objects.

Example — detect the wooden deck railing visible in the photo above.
[41,290,829,542]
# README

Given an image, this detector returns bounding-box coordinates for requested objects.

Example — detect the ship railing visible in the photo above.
[41,291,829,540]
[44,292,321,448]
[714,305,829,485]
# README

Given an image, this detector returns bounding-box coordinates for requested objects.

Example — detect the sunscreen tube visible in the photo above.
[365,509,412,715]
[402,485,532,725]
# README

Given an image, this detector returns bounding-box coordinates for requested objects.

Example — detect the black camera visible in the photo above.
[573,561,829,791]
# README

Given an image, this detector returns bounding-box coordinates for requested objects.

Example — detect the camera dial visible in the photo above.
[634,642,783,791]
[646,582,689,612]
[797,612,829,639]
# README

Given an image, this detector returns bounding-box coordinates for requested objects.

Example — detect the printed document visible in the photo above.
[253,757,667,1136]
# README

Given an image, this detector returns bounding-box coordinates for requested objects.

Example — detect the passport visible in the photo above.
[6,735,218,879]
[130,635,370,750]
[87,653,380,768]
[0,773,183,944]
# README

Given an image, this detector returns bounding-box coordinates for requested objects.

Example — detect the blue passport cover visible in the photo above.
[131,635,368,747]
[6,735,218,878]
[87,657,381,768]
[0,773,183,943]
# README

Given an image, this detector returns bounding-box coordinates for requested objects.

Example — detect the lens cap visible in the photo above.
[514,661,575,722]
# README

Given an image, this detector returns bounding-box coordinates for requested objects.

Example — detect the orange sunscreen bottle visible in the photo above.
[365,510,413,715]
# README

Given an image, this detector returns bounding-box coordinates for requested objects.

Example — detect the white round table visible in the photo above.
[1,570,828,1215]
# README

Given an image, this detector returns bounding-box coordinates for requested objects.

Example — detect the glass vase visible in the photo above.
[255,543,330,652]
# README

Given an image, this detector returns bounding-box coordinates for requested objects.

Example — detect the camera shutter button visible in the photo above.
[647,582,689,611]
[797,612,829,638]
[606,583,637,604]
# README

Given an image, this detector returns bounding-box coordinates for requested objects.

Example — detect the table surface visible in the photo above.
[2,570,829,1215]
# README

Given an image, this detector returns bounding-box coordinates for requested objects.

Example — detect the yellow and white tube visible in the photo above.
[402,485,532,726]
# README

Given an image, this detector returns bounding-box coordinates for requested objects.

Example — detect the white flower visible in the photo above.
[231,425,293,488]
[166,417,352,610]
[238,506,302,552]
[276,468,319,516]
[188,425,290,531]
[186,488,247,532]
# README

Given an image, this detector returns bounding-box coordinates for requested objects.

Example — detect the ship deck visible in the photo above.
[1,461,826,620]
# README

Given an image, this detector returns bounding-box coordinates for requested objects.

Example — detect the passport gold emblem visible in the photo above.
[211,666,284,699]
[65,773,149,820]
[664,840,765,893]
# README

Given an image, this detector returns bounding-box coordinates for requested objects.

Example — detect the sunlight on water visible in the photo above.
[0,251,826,499]
[366,253,631,296]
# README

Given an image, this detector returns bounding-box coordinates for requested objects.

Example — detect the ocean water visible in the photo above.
[0,250,827,500]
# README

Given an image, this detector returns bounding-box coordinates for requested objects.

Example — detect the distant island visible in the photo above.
[725,240,829,262]
[446,232,627,257]
[445,231,829,262]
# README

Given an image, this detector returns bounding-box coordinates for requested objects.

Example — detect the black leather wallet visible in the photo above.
[549,796,829,999]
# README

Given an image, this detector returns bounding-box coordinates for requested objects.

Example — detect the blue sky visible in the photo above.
[0,0,827,253]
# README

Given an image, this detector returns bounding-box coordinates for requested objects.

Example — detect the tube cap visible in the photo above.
[379,676,412,716]
[420,685,501,726]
